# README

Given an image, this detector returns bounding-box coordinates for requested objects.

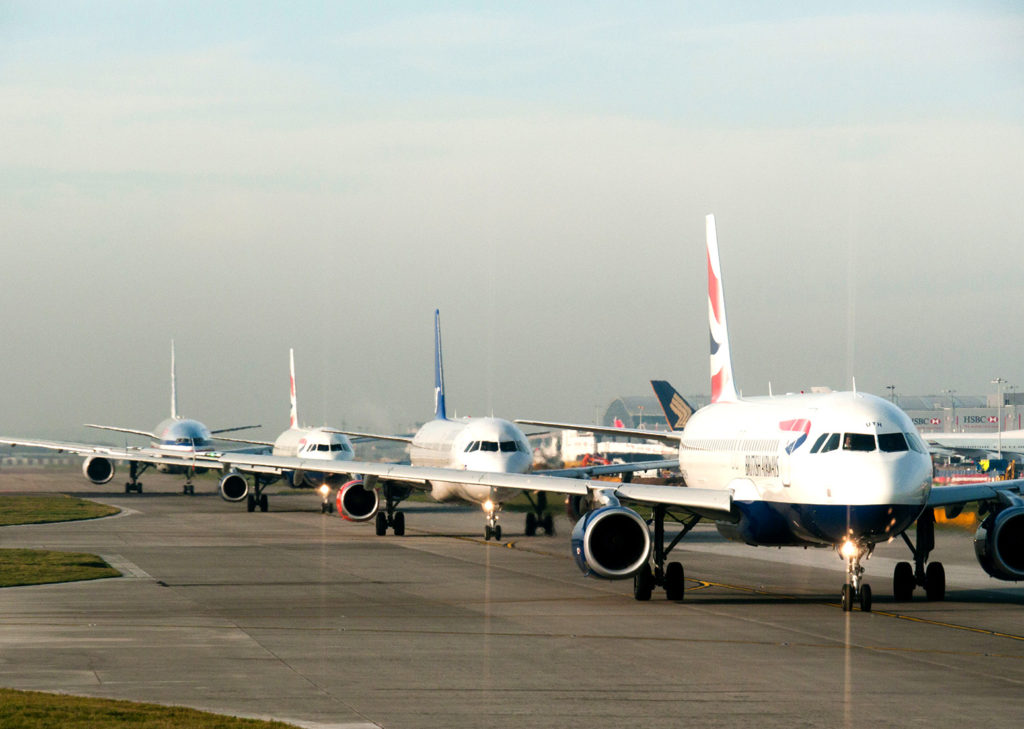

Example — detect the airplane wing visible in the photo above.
[216,453,730,519]
[322,429,414,444]
[537,458,680,479]
[0,436,220,469]
[514,419,682,444]
[927,479,1024,508]
[84,424,157,438]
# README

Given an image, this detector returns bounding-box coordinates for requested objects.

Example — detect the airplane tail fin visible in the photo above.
[289,348,299,429]
[433,309,448,420]
[706,214,739,403]
[650,380,694,430]
[170,340,179,419]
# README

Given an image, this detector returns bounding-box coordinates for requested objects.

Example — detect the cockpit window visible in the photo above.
[904,432,927,453]
[330,443,348,452]
[809,433,829,454]
[820,433,841,453]
[317,443,330,451]
[465,441,479,452]
[480,441,499,452]
[842,433,876,452]
[500,440,519,452]
[878,432,908,452]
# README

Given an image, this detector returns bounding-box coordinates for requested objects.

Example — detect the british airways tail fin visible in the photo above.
[706,215,739,403]
[170,340,179,419]
[433,309,448,420]
[650,380,694,430]
[289,348,299,429]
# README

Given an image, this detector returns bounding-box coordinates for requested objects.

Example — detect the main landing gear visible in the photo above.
[839,539,873,612]
[246,475,270,513]
[183,482,195,495]
[634,505,698,602]
[124,461,148,494]
[894,507,945,602]
[375,484,408,536]
[523,491,555,536]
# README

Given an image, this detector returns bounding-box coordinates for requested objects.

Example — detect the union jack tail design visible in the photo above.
[289,348,299,429]
[707,215,739,403]
[779,419,812,454]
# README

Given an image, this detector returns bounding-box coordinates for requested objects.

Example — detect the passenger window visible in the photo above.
[842,433,876,452]
[481,441,499,452]
[810,433,829,454]
[820,433,841,453]
[878,433,908,452]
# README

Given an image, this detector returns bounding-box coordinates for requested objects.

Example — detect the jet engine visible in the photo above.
[335,479,379,521]
[570,505,652,579]
[218,472,249,502]
[565,493,591,522]
[82,456,115,485]
[974,505,1024,581]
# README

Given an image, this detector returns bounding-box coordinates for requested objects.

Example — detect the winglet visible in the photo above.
[650,380,694,430]
[289,348,299,429]
[170,340,179,419]
[433,309,448,420]
[707,215,739,403]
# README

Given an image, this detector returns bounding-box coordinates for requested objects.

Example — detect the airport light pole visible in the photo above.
[942,388,957,432]
[992,377,1007,458]
[885,385,896,404]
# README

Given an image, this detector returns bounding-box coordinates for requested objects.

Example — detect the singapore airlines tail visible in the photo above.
[706,215,739,404]
[433,309,448,421]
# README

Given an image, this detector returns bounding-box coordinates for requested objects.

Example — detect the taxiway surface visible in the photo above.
[1,470,1022,728]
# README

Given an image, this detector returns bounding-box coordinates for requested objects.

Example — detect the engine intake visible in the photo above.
[82,456,115,485]
[336,479,379,521]
[974,505,1024,581]
[570,505,652,580]
[219,472,249,502]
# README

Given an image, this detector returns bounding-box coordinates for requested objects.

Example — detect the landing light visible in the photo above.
[483,499,495,514]
[839,539,859,559]
[319,485,330,497]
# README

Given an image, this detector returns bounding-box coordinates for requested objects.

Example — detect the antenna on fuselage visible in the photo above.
[433,309,448,421]
[289,348,299,429]
[170,340,179,420]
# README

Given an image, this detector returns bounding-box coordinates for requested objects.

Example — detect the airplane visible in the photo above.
[924,430,1024,462]
[649,380,694,431]
[214,217,1024,611]
[220,311,673,539]
[0,342,260,494]
[214,349,357,513]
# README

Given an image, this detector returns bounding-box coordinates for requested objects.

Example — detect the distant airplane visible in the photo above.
[214,217,1024,611]
[215,349,357,512]
[0,342,260,494]
[649,380,694,431]
[924,430,1024,462]
[221,311,670,539]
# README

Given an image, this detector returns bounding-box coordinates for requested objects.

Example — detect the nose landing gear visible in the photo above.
[840,538,873,612]
[483,499,502,541]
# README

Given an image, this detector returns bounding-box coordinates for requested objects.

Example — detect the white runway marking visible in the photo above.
[100,554,154,580]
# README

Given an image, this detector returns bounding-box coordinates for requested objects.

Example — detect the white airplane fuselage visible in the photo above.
[272,427,355,486]
[678,391,933,547]
[150,417,220,473]
[409,417,533,505]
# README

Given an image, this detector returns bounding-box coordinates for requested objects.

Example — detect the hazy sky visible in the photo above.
[1,2,1023,440]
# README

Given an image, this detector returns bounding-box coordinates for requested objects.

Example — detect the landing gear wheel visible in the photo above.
[841,584,854,612]
[247,494,256,513]
[893,561,914,601]
[541,513,554,535]
[183,484,194,495]
[859,584,873,612]
[137,483,143,493]
[925,562,945,601]
[493,524,501,541]
[125,483,131,494]
[664,561,685,601]
[485,525,493,541]
[375,512,388,536]
[393,511,405,536]
[633,563,653,602]
[320,502,329,514]
[259,494,269,512]
[525,512,537,537]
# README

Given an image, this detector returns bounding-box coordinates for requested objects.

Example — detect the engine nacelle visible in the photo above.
[218,472,249,503]
[974,506,1024,581]
[570,505,652,580]
[565,493,591,522]
[82,456,115,485]
[335,479,379,521]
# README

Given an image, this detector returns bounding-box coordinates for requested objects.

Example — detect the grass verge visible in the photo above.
[0,549,120,587]
[0,493,119,526]
[0,688,298,728]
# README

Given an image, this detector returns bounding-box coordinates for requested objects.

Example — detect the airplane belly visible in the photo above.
[429,481,515,505]
[720,500,925,547]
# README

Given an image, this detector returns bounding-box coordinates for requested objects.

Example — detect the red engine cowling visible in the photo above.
[336,479,379,521]
[82,456,115,485]
[219,472,249,502]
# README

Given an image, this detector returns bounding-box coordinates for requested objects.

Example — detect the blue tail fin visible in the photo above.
[433,309,447,420]
[650,380,693,431]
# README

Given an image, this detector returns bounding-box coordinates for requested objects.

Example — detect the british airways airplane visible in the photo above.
[0,342,260,494]
[217,217,1023,610]
[215,349,356,512]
